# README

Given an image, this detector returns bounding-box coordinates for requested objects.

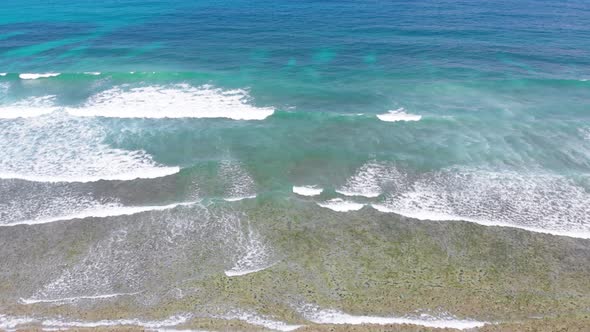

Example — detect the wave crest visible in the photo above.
[66,84,274,120]
[19,73,61,80]
[377,108,421,122]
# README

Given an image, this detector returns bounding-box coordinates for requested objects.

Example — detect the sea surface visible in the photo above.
[1,0,590,330]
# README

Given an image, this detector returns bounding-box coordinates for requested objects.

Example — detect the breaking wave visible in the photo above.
[65,84,274,120]
[370,166,590,238]
[19,73,61,80]
[0,114,179,183]
[376,108,421,122]
[293,185,324,196]
[317,198,365,212]
[0,96,57,119]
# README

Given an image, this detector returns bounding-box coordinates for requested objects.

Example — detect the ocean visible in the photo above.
[1,0,590,330]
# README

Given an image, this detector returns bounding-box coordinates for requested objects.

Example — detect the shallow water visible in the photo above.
[1,0,590,330]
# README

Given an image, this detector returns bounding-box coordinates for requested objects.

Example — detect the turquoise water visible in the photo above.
[1,0,589,232]
[0,1,590,326]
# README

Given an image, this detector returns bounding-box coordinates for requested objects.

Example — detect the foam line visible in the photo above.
[0,315,35,331]
[335,189,380,198]
[0,167,180,183]
[41,314,191,329]
[223,195,257,202]
[0,314,190,330]
[301,306,487,330]
[1,202,195,227]
[224,265,271,277]
[20,292,138,304]
[371,204,590,239]
[217,310,302,332]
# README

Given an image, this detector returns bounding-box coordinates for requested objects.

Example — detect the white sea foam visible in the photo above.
[0,95,57,118]
[24,208,256,307]
[83,72,101,75]
[372,203,472,222]
[376,108,421,122]
[19,73,61,80]
[20,292,138,304]
[218,160,258,200]
[218,310,302,331]
[293,185,323,196]
[0,73,7,76]
[30,207,269,306]
[42,314,191,329]
[29,229,141,302]
[336,163,383,198]
[317,198,364,212]
[300,305,486,330]
[0,314,190,331]
[336,162,404,198]
[0,315,35,331]
[371,167,590,239]
[336,190,380,198]
[225,226,274,277]
[225,266,270,277]
[0,115,179,183]
[65,84,274,120]
[0,185,111,225]
[2,202,195,227]
[0,167,179,183]
[372,204,590,239]
[223,195,257,202]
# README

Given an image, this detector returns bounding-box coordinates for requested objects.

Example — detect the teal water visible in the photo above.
[1,0,589,233]
[1,1,590,326]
